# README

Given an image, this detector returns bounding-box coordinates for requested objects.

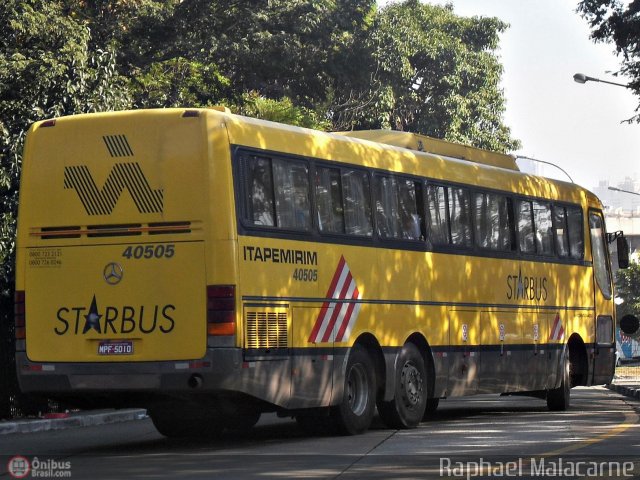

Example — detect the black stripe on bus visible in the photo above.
[242,296,595,312]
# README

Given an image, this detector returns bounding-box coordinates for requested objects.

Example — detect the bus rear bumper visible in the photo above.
[15,348,295,408]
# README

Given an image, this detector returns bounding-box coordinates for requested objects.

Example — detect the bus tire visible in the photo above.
[422,397,440,420]
[378,343,427,429]
[224,411,261,431]
[331,345,376,435]
[295,411,333,435]
[547,349,571,411]
[150,409,224,438]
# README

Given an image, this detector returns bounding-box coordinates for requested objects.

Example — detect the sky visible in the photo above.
[380,0,640,192]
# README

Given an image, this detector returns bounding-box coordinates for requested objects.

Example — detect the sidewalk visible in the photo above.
[608,380,640,400]
[608,361,640,400]
[0,409,147,435]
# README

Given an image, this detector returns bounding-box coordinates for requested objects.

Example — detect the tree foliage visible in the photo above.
[235,92,331,130]
[616,259,640,321]
[331,1,519,152]
[577,0,640,122]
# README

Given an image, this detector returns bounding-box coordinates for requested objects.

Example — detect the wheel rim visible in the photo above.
[400,362,423,408]
[346,363,369,416]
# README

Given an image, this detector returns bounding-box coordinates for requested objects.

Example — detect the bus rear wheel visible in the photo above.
[331,345,376,435]
[378,343,427,429]
[547,349,571,411]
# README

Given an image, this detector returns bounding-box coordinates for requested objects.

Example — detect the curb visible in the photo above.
[608,384,640,400]
[0,409,147,435]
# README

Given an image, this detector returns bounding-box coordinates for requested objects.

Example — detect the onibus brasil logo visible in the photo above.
[8,456,72,479]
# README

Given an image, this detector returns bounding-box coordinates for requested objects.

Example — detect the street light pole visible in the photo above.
[608,186,640,196]
[573,73,631,89]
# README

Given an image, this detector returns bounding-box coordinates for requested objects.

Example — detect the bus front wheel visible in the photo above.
[378,343,427,428]
[331,345,376,435]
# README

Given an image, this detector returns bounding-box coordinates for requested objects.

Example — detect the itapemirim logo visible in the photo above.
[64,162,163,215]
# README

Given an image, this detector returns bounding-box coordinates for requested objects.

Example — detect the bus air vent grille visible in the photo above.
[32,221,193,239]
[245,311,288,350]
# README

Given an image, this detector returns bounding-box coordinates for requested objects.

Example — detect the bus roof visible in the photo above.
[336,130,519,171]
[211,109,601,208]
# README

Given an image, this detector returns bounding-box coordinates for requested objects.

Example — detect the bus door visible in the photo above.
[588,211,616,384]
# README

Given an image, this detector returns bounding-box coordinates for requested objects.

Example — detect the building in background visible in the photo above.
[593,177,640,215]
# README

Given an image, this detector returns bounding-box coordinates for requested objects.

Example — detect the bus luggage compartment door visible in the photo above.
[24,241,206,363]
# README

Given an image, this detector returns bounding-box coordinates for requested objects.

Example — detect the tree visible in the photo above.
[616,258,640,322]
[329,1,520,153]
[64,0,377,110]
[234,92,331,130]
[577,0,640,122]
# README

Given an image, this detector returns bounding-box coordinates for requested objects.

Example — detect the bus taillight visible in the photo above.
[15,290,25,339]
[206,285,236,336]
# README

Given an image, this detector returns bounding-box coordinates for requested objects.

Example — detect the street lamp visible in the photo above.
[573,73,631,89]
[608,186,640,196]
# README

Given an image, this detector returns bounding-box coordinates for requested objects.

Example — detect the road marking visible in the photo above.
[541,409,638,457]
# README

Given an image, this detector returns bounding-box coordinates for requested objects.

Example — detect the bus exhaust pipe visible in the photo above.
[188,374,203,389]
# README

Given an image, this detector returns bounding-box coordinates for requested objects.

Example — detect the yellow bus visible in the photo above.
[14,108,634,436]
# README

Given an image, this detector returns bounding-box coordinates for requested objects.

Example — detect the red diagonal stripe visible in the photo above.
[335,286,360,342]
[308,256,346,343]
[321,271,354,343]
[550,314,560,340]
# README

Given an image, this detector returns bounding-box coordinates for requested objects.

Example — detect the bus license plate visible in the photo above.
[98,340,134,356]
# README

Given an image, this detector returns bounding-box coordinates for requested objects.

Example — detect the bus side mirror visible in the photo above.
[620,314,640,338]
[617,236,630,269]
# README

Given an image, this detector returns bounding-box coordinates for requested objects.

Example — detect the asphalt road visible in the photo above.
[1,387,639,479]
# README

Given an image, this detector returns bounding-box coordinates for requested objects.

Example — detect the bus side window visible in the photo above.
[448,187,472,247]
[316,166,345,234]
[474,192,511,251]
[553,206,570,257]
[516,200,535,254]
[427,184,449,245]
[342,169,373,236]
[247,155,276,226]
[533,201,554,255]
[567,206,584,259]
[375,175,401,238]
[398,179,422,240]
[274,159,311,231]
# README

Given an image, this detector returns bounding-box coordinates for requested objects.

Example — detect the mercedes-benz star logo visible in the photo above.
[103,262,124,285]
